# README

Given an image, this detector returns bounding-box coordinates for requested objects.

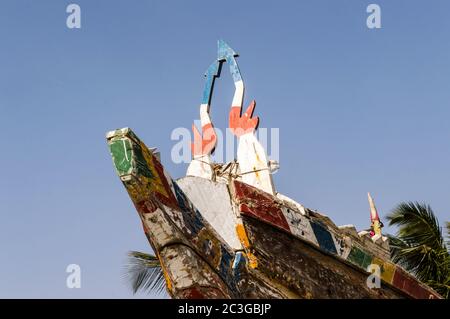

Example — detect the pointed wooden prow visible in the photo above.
[367,192,383,236]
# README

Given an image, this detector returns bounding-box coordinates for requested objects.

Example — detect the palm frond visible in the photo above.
[387,234,414,268]
[123,251,167,295]
[387,202,450,298]
[446,222,450,252]
[387,202,443,249]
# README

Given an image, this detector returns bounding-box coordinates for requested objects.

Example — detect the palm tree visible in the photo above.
[387,202,450,298]
[123,251,167,295]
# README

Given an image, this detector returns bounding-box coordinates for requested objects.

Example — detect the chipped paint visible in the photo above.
[106,40,443,299]
[107,128,238,297]
[107,127,442,299]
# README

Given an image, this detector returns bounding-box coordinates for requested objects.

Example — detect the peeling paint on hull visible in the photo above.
[242,216,403,298]
[107,128,442,299]
[107,128,237,298]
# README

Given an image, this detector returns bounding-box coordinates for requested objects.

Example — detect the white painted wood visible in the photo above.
[177,176,242,250]
[161,245,226,290]
[187,155,213,180]
[276,193,307,216]
[200,103,212,125]
[186,104,216,180]
[237,132,275,195]
[232,80,244,107]
[281,206,319,246]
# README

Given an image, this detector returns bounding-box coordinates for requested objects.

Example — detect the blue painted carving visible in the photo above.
[217,39,243,83]
[311,222,338,255]
[201,60,222,105]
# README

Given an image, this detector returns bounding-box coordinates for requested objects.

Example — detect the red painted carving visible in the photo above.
[137,200,158,214]
[150,155,179,209]
[229,100,259,137]
[191,123,217,156]
[233,180,290,233]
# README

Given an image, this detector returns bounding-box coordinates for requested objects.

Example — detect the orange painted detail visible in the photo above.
[191,123,217,156]
[158,254,173,293]
[236,224,258,269]
[229,100,259,137]
[246,253,258,269]
[236,224,250,247]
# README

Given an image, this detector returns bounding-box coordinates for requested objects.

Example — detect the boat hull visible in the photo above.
[242,215,404,298]
[107,128,442,299]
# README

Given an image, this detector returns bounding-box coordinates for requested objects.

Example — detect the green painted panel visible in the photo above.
[132,143,154,179]
[347,246,373,270]
[361,251,373,270]
[109,139,133,176]
[348,246,365,266]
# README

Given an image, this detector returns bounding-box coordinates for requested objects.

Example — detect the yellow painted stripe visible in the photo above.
[236,224,258,269]
[372,257,395,284]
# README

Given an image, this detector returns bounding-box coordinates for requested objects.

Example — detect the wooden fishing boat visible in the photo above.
[106,41,442,299]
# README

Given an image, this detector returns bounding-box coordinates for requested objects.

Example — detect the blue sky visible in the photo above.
[0,0,449,298]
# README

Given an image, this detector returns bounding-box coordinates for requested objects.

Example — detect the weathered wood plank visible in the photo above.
[242,215,405,299]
